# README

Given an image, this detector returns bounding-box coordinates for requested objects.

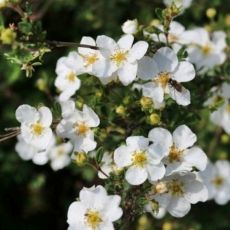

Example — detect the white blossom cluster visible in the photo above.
[11,1,230,229]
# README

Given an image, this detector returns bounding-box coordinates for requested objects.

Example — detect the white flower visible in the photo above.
[16,104,53,150]
[98,152,123,179]
[198,161,230,205]
[207,83,230,134]
[151,172,208,218]
[96,34,148,85]
[121,19,138,35]
[144,21,187,52]
[67,185,123,230]
[15,134,55,165]
[114,136,167,185]
[163,0,193,9]
[49,141,73,171]
[55,51,84,101]
[210,101,230,134]
[148,125,207,175]
[56,100,100,153]
[185,28,227,71]
[137,47,195,106]
[78,36,105,77]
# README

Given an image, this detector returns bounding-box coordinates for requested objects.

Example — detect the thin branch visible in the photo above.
[30,0,53,21]
[47,41,99,50]
[0,130,20,143]
[7,4,25,17]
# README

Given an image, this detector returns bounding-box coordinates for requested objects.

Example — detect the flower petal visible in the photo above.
[128,41,149,62]
[78,36,96,55]
[16,104,39,124]
[172,125,197,150]
[125,166,148,185]
[154,47,178,72]
[114,145,132,167]
[173,61,195,83]
[83,105,100,127]
[148,127,173,149]
[117,62,137,86]
[147,163,166,182]
[168,85,191,106]
[117,34,134,50]
[184,180,208,204]
[137,56,159,80]
[167,197,191,218]
[126,136,149,150]
[38,106,52,127]
[183,147,208,171]
[141,82,164,103]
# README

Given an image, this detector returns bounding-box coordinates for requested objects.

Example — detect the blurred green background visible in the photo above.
[0,0,230,229]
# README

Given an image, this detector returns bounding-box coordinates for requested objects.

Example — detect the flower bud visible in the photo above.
[74,152,87,166]
[163,222,173,230]
[154,182,168,194]
[116,105,126,116]
[36,78,47,92]
[140,97,153,109]
[225,14,230,26]
[221,134,229,144]
[0,28,16,45]
[206,8,216,19]
[149,113,160,125]
[122,19,138,35]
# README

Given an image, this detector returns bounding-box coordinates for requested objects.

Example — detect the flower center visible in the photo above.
[74,122,89,136]
[132,151,147,167]
[110,49,128,66]
[66,71,77,82]
[85,210,102,229]
[84,53,99,66]
[31,122,44,136]
[57,148,65,156]
[168,33,178,43]
[212,176,224,187]
[168,180,184,197]
[168,145,183,163]
[155,72,170,88]
[201,44,213,55]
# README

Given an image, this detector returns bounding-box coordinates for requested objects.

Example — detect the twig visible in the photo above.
[0,130,20,143]
[86,163,109,178]
[47,41,99,50]
[7,3,25,17]
[30,0,53,21]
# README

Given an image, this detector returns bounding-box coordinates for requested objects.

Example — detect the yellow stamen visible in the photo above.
[75,122,89,136]
[212,176,224,187]
[84,53,99,66]
[168,33,178,43]
[132,151,147,167]
[110,49,128,66]
[201,44,213,55]
[168,145,183,163]
[32,123,44,136]
[85,210,102,229]
[67,71,77,82]
[168,180,184,196]
[155,72,170,88]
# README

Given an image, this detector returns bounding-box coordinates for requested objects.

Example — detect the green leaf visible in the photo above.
[95,147,104,164]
